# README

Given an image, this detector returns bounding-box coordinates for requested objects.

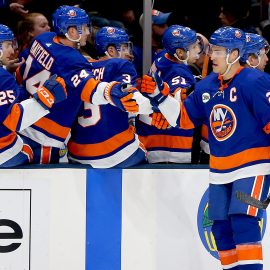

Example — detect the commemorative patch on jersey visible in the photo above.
[202,93,210,103]
[210,104,237,141]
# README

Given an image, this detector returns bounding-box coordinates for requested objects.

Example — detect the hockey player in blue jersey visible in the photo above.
[68,26,151,168]
[17,5,151,164]
[136,25,202,163]
[241,33,269,71]
[141,26,270,269]
[0,24,67,167]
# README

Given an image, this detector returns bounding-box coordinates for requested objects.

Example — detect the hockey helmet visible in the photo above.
[241,33,269,62]
[95,26,130,55]
[162,25,197,55]
[209,26,246,56]
[52,5,90,36]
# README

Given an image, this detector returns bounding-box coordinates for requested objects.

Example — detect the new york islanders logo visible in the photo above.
[67,9,76,17]
[210,104,236,141]
[107,27,115,35]
[235,30,242,38]
[197,188,267,260]
[172,29,180,37]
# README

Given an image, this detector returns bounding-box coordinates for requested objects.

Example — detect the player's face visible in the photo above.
[257,48,269,71]
[1,41,15,65]
[208,45,228,73]
[30,14,50,38]
[119,42,134,61]
[79,24,90,47]
[187,40,201,64]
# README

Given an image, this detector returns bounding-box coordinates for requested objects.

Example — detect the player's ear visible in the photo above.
[107,45,116,57]
[67,26,78,38]
[176,48,185,59]
[231,49,239,61]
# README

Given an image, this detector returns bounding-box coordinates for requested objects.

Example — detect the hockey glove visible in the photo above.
[141,72,170,104]
[104,81,139,113]
[151,112,170,130]
[33,74,67,110]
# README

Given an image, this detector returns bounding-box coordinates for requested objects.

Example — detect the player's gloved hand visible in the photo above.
[151,112,170,129]
[33,74,67,110]
[104,81,139,113]
[141,72,170,104]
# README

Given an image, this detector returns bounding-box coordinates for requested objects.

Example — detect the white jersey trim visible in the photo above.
[20,127,65,148]
[0,136,23,164]
[68,138,140,168]
[147,150,191,163]
[200,140,210,154]
[209,163,270,184]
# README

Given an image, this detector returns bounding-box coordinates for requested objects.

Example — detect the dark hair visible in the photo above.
[221,0,251,19]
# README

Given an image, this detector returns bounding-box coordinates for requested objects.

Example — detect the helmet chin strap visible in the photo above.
[174,50,190,65]
[221,52,240,77]
[246,55,261,69]
[65,33,82,49]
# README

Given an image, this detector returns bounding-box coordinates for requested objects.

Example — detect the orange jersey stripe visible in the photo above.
[16,66,23,85]
[210,146,270,170]
[3,104,22,131]
[219,249,238,266]
[263,122,270,134]
[0,133,17,150]
[237,244,263,261]
[80,78,100,103]
[180,103,195,129]
[33,117,70,139]
[68,126,135,157]
[248,175,264,216]
[201,124,208,140]
[22,144,34,163]
[40,146,51,164]
[139,134,193,149]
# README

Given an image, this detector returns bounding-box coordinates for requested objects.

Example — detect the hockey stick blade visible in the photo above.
[236,191,270,210]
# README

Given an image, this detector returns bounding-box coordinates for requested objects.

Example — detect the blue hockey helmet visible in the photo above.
[95,26,130,55]
[0,24,15,59]
[209,26,246,56]
[162,25,197,55]
[52,5,90,36]
[241,33,269,62]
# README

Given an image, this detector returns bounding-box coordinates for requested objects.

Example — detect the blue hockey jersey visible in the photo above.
[17,32,99,148]
[176,67,270,183]
[0,67,48,164]
[68,57,143,168]
[136,51,196,163]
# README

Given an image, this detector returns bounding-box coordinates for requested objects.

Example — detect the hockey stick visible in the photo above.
[236,190,270,210]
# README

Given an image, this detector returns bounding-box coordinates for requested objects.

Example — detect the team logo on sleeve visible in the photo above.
[210,104,236,141]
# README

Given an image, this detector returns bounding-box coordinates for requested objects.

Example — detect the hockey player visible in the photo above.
[0,24,67,167]
[17,5,151,163]
[68,26,150,168]
[142,26,270,269]
[241,32,269,71]
[136,25,201,163]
